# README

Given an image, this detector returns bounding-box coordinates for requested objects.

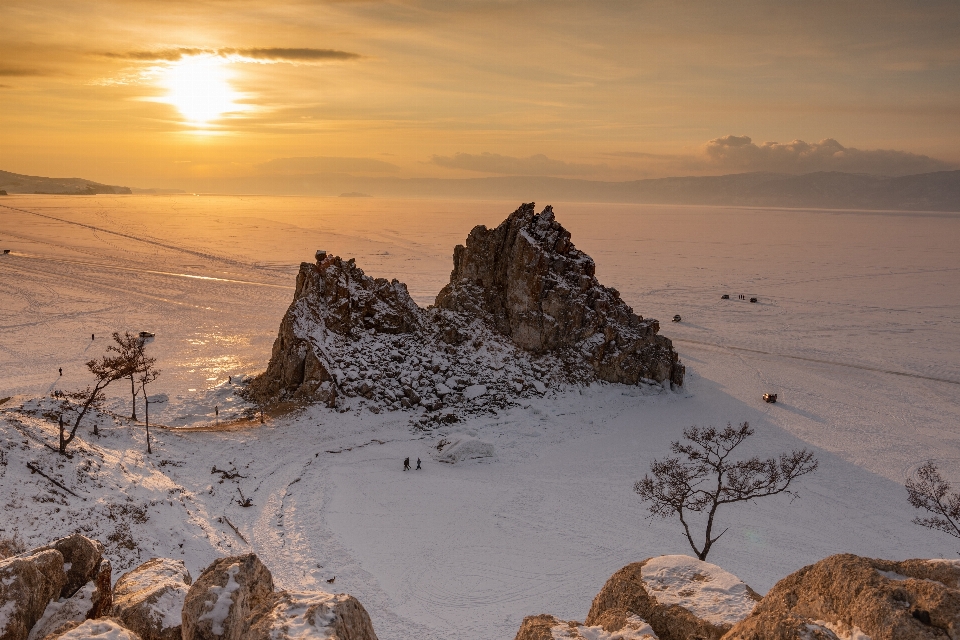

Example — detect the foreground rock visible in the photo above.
[515,613,658,640]
[436,203,684,386]
[181,554,273,640]
[584,555,760,640]
[247,590,378,640]
[34,534,105,599]
[723,554,960,640]
[0,549,67,640]
[112,558,193,640]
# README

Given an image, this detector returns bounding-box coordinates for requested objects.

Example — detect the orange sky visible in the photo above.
[2,1,958,189]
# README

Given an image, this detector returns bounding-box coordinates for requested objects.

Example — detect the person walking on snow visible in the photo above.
[416,458,422,470]
[58,367,62,376]
[403,457,411,471]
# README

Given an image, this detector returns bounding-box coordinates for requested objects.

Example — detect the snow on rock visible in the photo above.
[181,554,273,640]
[585,556,760,640]
[251,203,681,418]
[43,618,142,640]
[513,613,657,640]
[638,555,758,628]
[27,582,97,640]
[246,590,378,640]
[432,434,495,464]
[0,548,67,640]
[112,558,193,640]
[724,554,960,640]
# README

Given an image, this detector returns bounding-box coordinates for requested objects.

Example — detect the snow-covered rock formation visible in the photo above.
[252,203,683,413]
[725,554,960,640]
[1,540,378,640]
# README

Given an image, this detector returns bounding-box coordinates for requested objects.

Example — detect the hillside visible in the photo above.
[0,170,131,195]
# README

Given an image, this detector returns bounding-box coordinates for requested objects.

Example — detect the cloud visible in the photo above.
[701,135,954,176]
[0,66,51,77]
[101,47,361,63]
[431,152,608,176]
[257,156,400,174]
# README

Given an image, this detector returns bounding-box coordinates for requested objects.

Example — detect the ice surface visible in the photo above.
[1,195,959,640]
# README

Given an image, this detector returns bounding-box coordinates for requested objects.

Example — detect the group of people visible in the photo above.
[403,457,422,471]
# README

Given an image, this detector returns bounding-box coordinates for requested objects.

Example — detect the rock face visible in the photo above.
[585,556,760,640]
[253,203,683,413]
[436,203,684,386]
[723,555,960,640]
[34,534,105,599]
[181,554,274,640]
[246,590,378,640]
[0,549,67,640]
[112,558,193,640]
[514,612,658,640]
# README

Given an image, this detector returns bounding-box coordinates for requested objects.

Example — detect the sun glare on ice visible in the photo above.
[161,56,242,125]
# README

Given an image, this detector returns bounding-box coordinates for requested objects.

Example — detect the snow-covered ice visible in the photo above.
[2,195,960,640]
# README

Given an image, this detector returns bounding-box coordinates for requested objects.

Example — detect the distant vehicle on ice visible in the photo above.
[763,393,778,403]
[139,331,155,339]
[672,315,682,322]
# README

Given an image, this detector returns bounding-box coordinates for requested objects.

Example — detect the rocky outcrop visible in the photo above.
[34,534,105,599]
[253,204,683,414]
[40,618,142,639]
[586,555,760,640]
[181,554,274,640]
[246,590,378,640]
[723,555,960,640]
[0,549,67,640]
[514,612,658,640]
[436,203,683,386]
[112,559,193,640]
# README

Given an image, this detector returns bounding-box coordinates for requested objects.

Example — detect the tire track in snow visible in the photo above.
[0,202,265,272]
[674,338,960,385]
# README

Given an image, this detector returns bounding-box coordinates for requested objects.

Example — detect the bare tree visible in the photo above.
[635,422,819,560]
[106,332,152,421]
[58,356,124,454]
[138,357,161,454]
[906,461,960,553]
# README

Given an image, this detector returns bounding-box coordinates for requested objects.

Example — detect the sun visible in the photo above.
[161,56,242,125]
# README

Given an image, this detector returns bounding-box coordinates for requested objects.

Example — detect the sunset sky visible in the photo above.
[2,0,959,189]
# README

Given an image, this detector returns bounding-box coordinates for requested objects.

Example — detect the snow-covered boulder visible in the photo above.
[723,555,960,640]
[181,555,274,640]
[112,558,193,640]
[0,548,67,640]
[586,555,760,640]
[246,590,378,640]
[27,583,99,640]
[514,612,658,640]
[432,434,495,464]
[33,534,105,599]
[41,617,142,639]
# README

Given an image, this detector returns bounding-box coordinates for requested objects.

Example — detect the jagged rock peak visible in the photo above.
[436,203,684,386]
[252,203,683,413]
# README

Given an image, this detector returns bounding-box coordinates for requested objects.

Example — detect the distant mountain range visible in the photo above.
[3,168,959,211]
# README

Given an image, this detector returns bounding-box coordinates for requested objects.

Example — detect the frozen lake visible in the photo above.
[2,194,960,639]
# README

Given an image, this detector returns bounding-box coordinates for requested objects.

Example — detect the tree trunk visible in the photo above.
[129,375,138,421]
[145,396,151,454]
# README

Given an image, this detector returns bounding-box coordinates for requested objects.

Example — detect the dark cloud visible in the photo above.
[702,135,954,176]
[0,66,51,77]
[258,156,400,174]
[224,48,360,61]
[431,152,608,176]
[101,47,361,63]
